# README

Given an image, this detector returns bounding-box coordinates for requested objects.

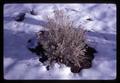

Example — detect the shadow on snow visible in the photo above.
[4,16,47,27]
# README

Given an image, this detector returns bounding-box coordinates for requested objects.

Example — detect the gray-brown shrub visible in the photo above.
[36,9,95,73]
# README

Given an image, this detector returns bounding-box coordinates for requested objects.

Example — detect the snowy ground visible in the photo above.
[4,4,116,80]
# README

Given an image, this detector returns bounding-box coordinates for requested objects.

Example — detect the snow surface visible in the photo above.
[4,4,116,80]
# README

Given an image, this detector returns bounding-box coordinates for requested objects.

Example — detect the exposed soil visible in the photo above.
[15,12,26,22]
[27,31,97,73]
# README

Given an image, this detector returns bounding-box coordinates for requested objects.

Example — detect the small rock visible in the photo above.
[30,10,38,15]
[86,18,93,21]
[39,56,48,63]
[46,66,50,70]
[15,12,26,22]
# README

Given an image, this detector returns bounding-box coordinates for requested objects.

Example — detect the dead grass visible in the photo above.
[36,9,95,73]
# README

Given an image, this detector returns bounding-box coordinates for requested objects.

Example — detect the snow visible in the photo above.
[4,4,116,80]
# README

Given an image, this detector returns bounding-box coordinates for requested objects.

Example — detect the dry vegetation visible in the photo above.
[29,9,96,73]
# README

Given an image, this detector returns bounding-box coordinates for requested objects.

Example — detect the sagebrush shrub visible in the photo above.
[35,9,95,73]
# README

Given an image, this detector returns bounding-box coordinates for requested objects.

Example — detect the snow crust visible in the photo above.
[4,4,116,80]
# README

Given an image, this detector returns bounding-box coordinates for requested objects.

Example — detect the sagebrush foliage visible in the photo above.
[36,9,95,73]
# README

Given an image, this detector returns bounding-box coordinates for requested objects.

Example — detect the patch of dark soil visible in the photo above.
[30,10,38,15]
[27,31,97,73]
[15,12,26,22]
